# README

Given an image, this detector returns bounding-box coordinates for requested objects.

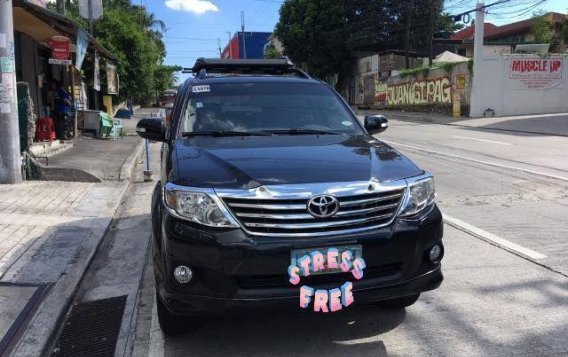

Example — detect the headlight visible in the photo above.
[164,185,238,227]
[400,176,435,216]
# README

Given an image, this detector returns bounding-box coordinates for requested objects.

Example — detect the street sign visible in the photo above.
[48,58,72,65]
[48,36,70,60]
[79,0,103,20]
[457,74,466,90]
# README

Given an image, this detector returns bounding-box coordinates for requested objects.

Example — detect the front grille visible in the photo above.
[222,189,405,236]
[236,263,403,290]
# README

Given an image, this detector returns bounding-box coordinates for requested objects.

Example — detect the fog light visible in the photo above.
[429,244,443,262]
[174,266,193,284]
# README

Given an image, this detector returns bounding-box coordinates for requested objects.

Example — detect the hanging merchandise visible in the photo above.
[79,0,103,20]
[106,62,118,95]
[75,29,89,70]
[94,52,100,91]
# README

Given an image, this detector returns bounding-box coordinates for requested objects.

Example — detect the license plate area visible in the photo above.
[290,245,362,276]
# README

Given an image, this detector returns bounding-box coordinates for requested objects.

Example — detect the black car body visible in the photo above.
[137,59,443,333]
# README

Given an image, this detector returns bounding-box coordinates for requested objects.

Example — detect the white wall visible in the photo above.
[471,54,568,117]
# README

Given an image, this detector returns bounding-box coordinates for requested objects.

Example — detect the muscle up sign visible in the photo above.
[508,56,565,90]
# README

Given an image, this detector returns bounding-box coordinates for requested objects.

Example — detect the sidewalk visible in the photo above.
[0,109,156,356]
[31,108,156,182]
[358,109,568,137]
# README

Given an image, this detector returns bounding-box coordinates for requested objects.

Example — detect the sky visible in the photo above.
[143,0,568,82]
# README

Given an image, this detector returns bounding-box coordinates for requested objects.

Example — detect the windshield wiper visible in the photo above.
[182,131,270,137]
[261,129,342,136]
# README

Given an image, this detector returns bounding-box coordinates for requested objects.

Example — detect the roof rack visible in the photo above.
[182,58,311,79]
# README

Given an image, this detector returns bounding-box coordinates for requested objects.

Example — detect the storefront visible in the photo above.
[11,0,118,148]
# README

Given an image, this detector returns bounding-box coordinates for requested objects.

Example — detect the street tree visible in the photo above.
[275,0,461,86]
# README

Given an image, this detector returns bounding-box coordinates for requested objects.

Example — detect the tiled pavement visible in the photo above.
[0,180,129,356]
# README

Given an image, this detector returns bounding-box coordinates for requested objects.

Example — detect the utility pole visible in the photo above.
[405,0,414,69]
[88,0,94,34]
[241,11,247,59]
[217,38,222,58]
[427,0,440,66]
[471,1,485,117]
[0,0,23,184]
[56,0,65,14]
[226,31,233,58]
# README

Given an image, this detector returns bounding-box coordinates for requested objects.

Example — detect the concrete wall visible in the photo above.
[374,61,472,115]
[471,54,568,117]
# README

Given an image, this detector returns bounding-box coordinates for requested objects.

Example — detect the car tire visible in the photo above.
[156,291,189,336]
[375,294,420,309]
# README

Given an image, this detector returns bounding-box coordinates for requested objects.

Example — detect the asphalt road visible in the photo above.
[128,119,568,357]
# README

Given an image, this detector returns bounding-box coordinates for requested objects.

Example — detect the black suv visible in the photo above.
[136,59,444,334]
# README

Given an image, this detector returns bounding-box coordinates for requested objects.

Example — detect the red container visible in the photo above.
[35,117,56,141]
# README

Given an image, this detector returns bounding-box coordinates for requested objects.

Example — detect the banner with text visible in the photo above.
[508,56,565,90]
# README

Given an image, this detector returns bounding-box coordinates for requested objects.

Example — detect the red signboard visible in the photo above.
[48,36,70,60]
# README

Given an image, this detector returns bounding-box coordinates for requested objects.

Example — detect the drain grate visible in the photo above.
[51,295,127,357]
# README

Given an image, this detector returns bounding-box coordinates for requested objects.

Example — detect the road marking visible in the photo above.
[444,214,547,260]
[148,295,165,357]
[452,135,512,146]
[382,140,568,182]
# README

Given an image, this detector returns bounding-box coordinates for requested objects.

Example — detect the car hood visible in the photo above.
[170,135,423,189]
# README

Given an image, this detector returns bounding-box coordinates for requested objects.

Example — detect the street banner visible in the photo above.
[75,28,89,70]
[94,52,100,91]
[79,0,103,20]
[48,36,70,60]
[507,56,565,90]
[106,62,118,94]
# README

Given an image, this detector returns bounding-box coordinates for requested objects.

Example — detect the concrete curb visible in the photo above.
[8,151,143,357]
[119,139,145,182]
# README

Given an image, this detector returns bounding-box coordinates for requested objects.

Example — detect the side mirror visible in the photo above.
[136,118,166,142]
[364,114,389,135]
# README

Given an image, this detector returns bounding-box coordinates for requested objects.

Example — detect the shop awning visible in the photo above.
[12,0,116,61]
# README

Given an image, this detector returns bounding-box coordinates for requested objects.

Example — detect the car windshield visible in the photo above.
[179,82,362,136]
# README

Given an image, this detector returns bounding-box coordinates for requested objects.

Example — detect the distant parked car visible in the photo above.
[159,89,177,108]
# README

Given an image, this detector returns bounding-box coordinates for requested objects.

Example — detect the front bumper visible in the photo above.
[155,205,444,316]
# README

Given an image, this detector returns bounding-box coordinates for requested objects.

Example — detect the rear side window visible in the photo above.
[178,82,361,135]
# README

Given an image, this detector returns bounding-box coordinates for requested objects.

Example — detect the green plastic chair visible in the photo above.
[110,117,125,140]
[99,112,113,138]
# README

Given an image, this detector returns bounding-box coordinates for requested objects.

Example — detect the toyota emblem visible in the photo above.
[307,195,340,218]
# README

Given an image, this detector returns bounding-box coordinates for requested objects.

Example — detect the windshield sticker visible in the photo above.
[288,249,366,312]
[196,102,203,108]
[342,121,353,126]
[192,85,210,93]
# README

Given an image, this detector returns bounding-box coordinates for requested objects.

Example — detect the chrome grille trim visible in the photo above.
[228,203,306,210]
[243,214,393,230]
[340,193,403,207]
[217,180,408,237]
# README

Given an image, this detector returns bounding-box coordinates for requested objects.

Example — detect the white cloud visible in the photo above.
[165,0,219,14]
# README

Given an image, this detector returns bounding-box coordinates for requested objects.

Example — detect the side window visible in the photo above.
[182,99,196,133]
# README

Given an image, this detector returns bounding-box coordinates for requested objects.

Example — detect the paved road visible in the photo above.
[127,119,567,356]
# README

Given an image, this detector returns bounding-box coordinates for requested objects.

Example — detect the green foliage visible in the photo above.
[264,46,282,59]
[399,66,430,78]
[531,11,554,43]
[58,0,180,104]
[275,0,353,83]
[275,0,462,86]
[154,65,183,94]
